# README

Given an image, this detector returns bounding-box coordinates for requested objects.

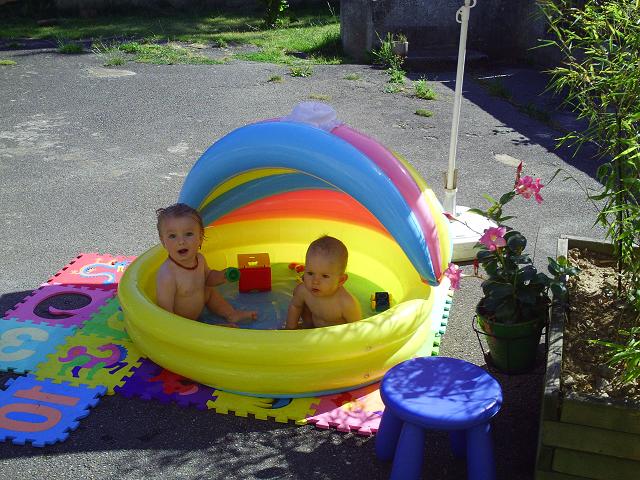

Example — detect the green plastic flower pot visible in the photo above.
[476,309,547,374]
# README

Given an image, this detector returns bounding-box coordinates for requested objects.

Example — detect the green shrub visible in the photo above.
[414,79,437,100]
[260,0,290,29]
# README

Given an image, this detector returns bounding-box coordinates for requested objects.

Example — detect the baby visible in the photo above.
[286,235,361,329]
[155,203,257,326]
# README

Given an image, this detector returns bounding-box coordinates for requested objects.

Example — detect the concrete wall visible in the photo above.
[341,0,549,63]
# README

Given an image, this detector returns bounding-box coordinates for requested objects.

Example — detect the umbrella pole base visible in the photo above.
[450,206,496,262]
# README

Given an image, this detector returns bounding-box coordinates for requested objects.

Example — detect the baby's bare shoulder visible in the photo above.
[292,283,307,298]
[156,260,172,278]
[156,261,176,289]
[338,286,357,303]
[197,252,208,265]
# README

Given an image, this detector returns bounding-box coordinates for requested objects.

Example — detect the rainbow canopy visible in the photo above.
[178,103,451,286]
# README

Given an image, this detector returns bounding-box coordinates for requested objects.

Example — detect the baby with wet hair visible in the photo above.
[155,203,256,326]
[286,235,361,329]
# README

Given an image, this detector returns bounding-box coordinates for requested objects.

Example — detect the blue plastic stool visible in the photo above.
[376,357,503,480]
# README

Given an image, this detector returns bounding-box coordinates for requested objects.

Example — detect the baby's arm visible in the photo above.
[205,262,239,287]
[206,269,226,287]
[201,256,224,287]
[202,255,256,324]
[156,266,177,313]
[342,291,362,324]
[286,285,306,329]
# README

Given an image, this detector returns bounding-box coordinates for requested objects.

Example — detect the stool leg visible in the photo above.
[450,429,466,459]
[375,411,403,461]
[465,422,496,480]
[390,423,425,480]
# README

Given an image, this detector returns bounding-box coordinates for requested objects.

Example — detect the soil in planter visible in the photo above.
[563,248,639,401]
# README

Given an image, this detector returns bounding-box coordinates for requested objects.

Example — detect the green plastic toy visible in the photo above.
[224,267,240,282]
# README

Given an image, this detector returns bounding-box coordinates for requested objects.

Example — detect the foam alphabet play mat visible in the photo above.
[0,254,451,447]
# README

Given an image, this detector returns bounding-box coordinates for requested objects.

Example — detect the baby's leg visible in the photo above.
[300,305,314,329]
[205,288,257,324]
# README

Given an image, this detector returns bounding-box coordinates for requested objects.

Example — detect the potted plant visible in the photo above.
[444,163,579,373]
[390,33,408,58]
[371,32,408,68]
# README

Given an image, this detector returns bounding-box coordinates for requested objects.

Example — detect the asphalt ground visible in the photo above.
[0,44,603,480]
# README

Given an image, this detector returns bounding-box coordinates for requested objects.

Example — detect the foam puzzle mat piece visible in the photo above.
[46,253,136,289]
[81,298,130,341]
[206,390,276,417]
[114,358,216,409]
[34,332,143,394]
[0,374,106,447]
[306,383,385,435]
[250,397,319,425]
[2,284,114,329]
[0,318,77,374]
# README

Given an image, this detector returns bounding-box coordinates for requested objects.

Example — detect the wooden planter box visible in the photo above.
[535,235,640,480]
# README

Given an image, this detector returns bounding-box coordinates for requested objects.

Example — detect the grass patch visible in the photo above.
[57,41,84,54]
[93,40,222,65]
[518,102,552,123]
[290,64,313,77]
[415,108,433,118]
[124,42,222,65]
[267,74,283,82]
[384,84,404,94]
[414,79,437,100]
[387,67,405,85]
[0,59,17,65]
[0,7,342,66]
[344,73,361,80]
[480,78,512,100]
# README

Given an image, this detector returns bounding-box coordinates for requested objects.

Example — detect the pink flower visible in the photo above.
[443,212,456,221]
[479,226,507,251]
[444,263,462,290]
[515,175,544,204]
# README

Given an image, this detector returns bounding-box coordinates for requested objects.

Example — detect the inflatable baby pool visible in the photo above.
[119,103,452,397]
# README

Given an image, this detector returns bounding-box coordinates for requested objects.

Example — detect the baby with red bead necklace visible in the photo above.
[155,203,257,326]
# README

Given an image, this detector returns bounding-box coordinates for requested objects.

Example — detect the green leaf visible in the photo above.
[494,301,517,323]
[520,265,537,281]
[516,288,539,305]
[467,208,488,217]
[477,250,496,262]
[506,232,527,252]
[482,193,498,205]
[482,280,514,300]
[483,260,499,277]
[550,282,567,299]
[499,191,516,205]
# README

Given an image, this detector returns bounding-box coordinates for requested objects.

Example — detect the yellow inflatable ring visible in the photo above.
[119,218,448,397]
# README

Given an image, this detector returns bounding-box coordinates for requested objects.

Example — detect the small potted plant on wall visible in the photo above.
[445,164,579,373]
[390,33,409,58]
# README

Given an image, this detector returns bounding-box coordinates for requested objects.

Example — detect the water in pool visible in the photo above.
[200,262,383,329]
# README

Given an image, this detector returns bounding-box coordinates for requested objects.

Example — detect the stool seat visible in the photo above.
[381,356,502,430]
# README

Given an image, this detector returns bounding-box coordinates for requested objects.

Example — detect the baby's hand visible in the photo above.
[228,309,257,323]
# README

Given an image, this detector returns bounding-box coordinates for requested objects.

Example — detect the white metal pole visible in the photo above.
[444,0,476,215]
